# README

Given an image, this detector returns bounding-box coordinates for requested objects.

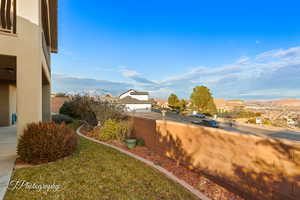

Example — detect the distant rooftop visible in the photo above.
[119,96,151,104]
[119,89,149,97]
[130,91,149,95]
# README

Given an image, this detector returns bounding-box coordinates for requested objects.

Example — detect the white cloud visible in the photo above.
[148,88,175,98]
[239,89,300,98]
[255,47,300,61]
[60,48,73,56]
[54,46,300,99]
[121,69,140,78]
[52,73,133,96]
[126,46,300,99]
[236,56,250,64]
[120,68,158,85]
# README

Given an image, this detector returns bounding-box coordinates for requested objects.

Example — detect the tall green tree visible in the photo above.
[179,99,188,112]
[168,93,180,109]
[190,86,217,115]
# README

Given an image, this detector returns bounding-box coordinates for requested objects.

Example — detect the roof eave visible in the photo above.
[50,0,58,53]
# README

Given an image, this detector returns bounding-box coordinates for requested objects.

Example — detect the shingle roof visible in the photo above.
[130,91,149,95]
[50,0,58,53]
[118,96,151,104]
[119,89,136,97]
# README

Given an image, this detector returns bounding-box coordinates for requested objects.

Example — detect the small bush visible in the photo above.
[263,119,272,126]
[68,120,82,130]
[136,138,145,146]
[247,118,256,124]
[219,111,261,119]
[60,96,98,126]
[98,120,129,142]
[17,122,78,164]
[59,101,79,119]
[52,114,74,124]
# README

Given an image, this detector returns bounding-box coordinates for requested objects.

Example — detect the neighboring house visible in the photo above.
[155,98,169,108]
[285,117,296,126]
[51,96,69,114]
[256,118,263,125]
[119,89,152,112]
[0,0,58,136]
[119,89,149,101]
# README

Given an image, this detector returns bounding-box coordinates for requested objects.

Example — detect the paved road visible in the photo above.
[0,126,17,200]
[130,111,300,143]
[218,121,300,142]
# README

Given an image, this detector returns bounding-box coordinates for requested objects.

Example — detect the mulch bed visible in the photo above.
[81,126,244,200]
[15,158,31,166]
[14,158,38,169]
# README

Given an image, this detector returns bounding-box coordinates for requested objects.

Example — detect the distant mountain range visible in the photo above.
[248,98,300,107]
[65,89,115,97]
[269,98,300,106]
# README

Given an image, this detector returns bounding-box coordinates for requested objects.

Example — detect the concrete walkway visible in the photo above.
[0,126,17,200]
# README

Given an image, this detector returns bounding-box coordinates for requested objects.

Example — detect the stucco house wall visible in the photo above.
[119,89,151,112]
[130,95,149,101]
[0,0,58,136]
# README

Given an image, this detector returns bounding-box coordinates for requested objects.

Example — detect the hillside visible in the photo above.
[271,98,300,106]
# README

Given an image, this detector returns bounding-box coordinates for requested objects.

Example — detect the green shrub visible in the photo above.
[52,114,74,124]
[219,111,261,119]
[59,96,98,126]
[68,120,82,130]
[17,122,78,164]
[98,120,129,142]
[247,118,256,124]
[59,101,79,119]
[263,119,272,125]
[136,138,145,146]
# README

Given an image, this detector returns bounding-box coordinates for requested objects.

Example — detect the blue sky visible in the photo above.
[52,0,300,100]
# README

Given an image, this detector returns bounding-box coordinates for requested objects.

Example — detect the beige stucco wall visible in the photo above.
[0,84,10,126]
[42,83,51,122]
[132,117,300,200]
[0,0,52,136]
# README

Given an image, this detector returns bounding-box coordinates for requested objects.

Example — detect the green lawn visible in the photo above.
[5,137,197,200]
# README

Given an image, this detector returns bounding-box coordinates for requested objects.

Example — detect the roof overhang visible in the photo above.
[49,0,58,53]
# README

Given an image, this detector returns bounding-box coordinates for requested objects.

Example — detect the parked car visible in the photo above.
[192,119,219,128]
[193,113,206,118]
[171,109,180,114]
[152,108,162,113]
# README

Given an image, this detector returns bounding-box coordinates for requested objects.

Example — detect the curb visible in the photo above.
[77,125,210,200]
